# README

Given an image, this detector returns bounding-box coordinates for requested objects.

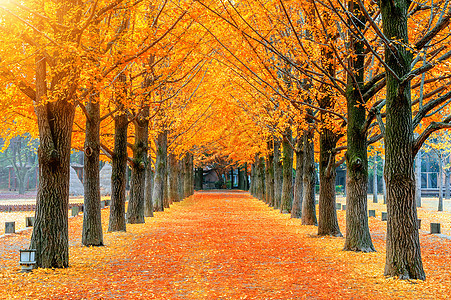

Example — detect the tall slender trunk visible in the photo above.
[108,112,128,232]
[190,154,195,196]
[373,154,378,203]
[82,98,103,246]
[445,160,450,200]
[382,157,387,204]
[281,130,293,213]
[317,128,341,237]
[178,158,184,199]
[266,139,275,206]
[244,162,249,191]
[168,153,180,203]
[164,153,170,208]
[438,150,443,211]
[291,140,304,218]
[195,167,203,190]
[258,156,266,201]
[127,107,149,224]
[273,139,283,209]
[302,131,317,225]
[381,0,425,279]
[343,88,374,249]
[152,131,167,212]
[250,163,255,196]
[341,0,373,250]
[183,153,191,198]
[415,139,422,207]
[144,157,154,217]
[238,167,244,190]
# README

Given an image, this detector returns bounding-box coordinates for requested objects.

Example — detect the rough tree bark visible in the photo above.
[178,158,185,200]
[164,154,170,208]
[301,132,317,225]
[281,130,293,213]
[183,153,192,198]
[168,153,180,203]
[343,0,374,250]
[438,150,443,211]
[266,139,275,206]
[127,106,149,224]
[380,0,425,279]
[260,156,266,201]
[30,55,76,268]
[82,98,103,246]
[144,156,154,217]
[343,81,375,250]
[250,162,255,196]
[373,154,378,203]
[189,154,195,196]
[317,127,342,237]
[108,110,128,232]
[152,131,167,212]
[291,138,304,219]
[316,9,342,237]
[273,139,283,209]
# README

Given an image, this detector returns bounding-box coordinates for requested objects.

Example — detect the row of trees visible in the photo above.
[1,0,450,281]
[200,0,451,280]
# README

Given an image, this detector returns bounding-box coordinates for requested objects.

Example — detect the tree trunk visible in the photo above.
[373,154,378,203]
[342,3,374,248]
[281,131,293,213]
[30,52,76,268]
[291,143,304,219]
[258,156,266,201]
[415,150,422,207]
[108,112,128,232]
[382,156,387,204]
[183,153,191,198]
[144,157,154,217]
[195,167,203,190]
[250,162,255,196]
[273,139,283,209]
[152,131,167,212]
[438,150,443,211]
[178,158,185,199]
[190,154,195,196]
[301,132,317,225]
[164,153,170,208]
[317,128,342,237]
[127,107,149,224]
[381,0,425,279]
[266,140,275,206]
[343,90,374,249]
[82,98,103,246]
[445,166,450,200]
[244,162,249,191]
[238,167,244,190]
[168,153,180,203]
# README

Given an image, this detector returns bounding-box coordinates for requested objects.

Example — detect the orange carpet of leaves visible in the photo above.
[1,191,451,299]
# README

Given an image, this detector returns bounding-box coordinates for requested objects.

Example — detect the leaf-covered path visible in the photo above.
[2,190,451,299]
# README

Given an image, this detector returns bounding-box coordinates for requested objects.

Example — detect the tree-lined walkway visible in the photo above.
[1,191,450,299]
